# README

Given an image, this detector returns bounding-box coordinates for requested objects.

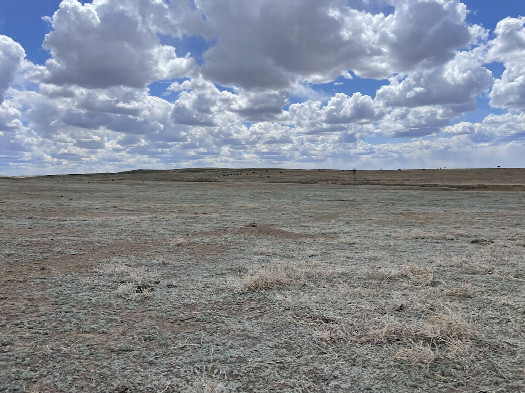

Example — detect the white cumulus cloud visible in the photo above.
[199,0,472,89]
[487,17,525,110]
[1,0,523,174]
[0,35,26,103]
[39,0,197,88]
[376,48,493,119]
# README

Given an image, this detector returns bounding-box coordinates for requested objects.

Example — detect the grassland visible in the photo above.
[1,168,524,392]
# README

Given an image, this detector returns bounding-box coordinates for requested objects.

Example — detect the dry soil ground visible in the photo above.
[0,169,524,392]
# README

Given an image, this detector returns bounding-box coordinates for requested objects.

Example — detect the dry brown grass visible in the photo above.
[97,260,160,299]
[252,246,274,256]
[234,260,338,292]
[420,306,477,343]
[235,262,307,291]
[393,337,472,366]
[192,377,227,393]
[170,237,190,247]
[116,282,153,300]
[3,176,523,392]
[364,317,418,345]
[401,264,436,287]
[436,246,501,275]
[371,303,478,365]
[312,320,349,342]
[98,262,159,283]
[306,301,479,366]
[442,283,479,298]
[376,264,436,287]
[393,341,437,365]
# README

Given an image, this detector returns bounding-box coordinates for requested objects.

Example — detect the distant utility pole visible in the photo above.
[352,168,357,189]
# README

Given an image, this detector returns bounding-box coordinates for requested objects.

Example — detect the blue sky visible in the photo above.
[0,0,524,175]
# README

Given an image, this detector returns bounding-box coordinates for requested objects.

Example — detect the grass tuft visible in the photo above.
[377,264,436,287]
[442,283,479,298]
[393,340,437,366]
[235,262,306,291]
[401,264,436,287]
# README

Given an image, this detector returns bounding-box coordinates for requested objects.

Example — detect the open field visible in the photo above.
[9,167,524,190]
[1,169,524,392]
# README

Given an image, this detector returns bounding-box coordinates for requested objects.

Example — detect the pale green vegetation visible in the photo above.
[0,174,524,392]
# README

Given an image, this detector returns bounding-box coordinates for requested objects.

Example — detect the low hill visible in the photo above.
[5,167,525,190]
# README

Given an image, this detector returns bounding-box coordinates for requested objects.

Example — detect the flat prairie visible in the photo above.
[1,168,524,392]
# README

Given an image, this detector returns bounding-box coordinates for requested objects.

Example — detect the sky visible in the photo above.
[0,0,524,175]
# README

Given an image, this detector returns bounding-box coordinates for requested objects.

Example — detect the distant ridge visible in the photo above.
[3,168,524,190]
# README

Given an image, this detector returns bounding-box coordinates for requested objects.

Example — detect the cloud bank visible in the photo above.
[0,0,523,174]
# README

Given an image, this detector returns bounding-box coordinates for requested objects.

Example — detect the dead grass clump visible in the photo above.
[463,260,495,275]
[443,338,473,362]
[307,304,477,353]
[116,282,153,300]
[365,317,418,344]
[253,246,273,256]
[420,306,477,343]
[187,366,228,393]
[394,337,472,366]
[393,341,437,365]
[438,247,498,275]
[374,267,400,282]
[338,236,358,246]
[190,377,227,393]
[170,237,189,246]
[442,283,479,298]
[313,318,349,341]
[363,304,478,365]
[98,262,156,283]
[297,314,360,343]
[272,293,309,310]
[376,264,436,287]
[234,261,336,292]
[313,321,348,342]
[401,264,436,287]
[236,263,306,291]
[98,260,160,299]
[436,255,465,268]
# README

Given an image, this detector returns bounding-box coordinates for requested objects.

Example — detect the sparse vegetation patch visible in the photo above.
[1,175,524,392]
